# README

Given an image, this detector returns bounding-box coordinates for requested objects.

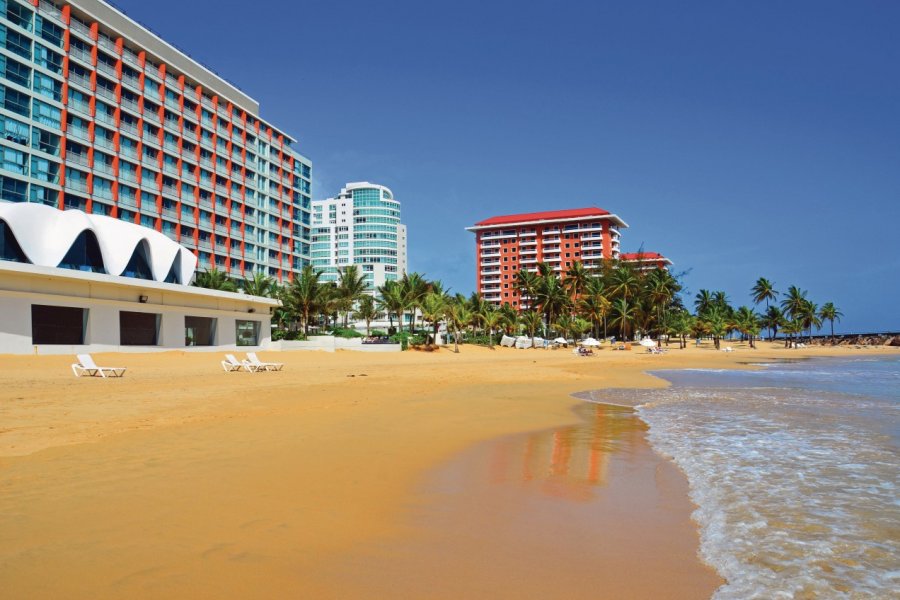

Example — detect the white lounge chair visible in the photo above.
[245,352,283,372]
[71,354,126,378]
[221,354,246,372]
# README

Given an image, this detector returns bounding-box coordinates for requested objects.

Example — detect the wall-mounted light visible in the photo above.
[248,308,256,313]
[138,295,149,303]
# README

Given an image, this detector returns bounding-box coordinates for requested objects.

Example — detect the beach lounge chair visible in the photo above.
[71,354,126,378]
[246,352,284,372]
[221,354,246,372]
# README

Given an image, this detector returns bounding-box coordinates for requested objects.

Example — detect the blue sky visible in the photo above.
[117,0,900,332]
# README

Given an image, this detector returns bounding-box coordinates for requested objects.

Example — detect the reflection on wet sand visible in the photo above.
[323,402,721,600]
[496,403,645,501]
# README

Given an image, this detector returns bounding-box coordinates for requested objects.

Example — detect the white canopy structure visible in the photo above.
[0,203,197,284]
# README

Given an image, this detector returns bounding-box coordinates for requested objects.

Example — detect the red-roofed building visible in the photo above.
[619,252,672,271]
[466,207,628,306]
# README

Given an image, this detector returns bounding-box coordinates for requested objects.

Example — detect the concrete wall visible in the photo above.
[0,262,276,355]
[269,336,401,353]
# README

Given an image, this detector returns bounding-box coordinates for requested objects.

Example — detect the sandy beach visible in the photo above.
[1,342,896,598]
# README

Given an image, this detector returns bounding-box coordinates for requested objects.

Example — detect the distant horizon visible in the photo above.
[114,0,900,332]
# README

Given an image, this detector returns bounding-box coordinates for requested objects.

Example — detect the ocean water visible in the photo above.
[587,357,900,599]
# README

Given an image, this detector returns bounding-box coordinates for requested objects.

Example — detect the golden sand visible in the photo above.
[0,342,896,598]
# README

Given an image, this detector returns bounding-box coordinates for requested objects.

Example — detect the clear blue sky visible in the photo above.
[117,0,900,333]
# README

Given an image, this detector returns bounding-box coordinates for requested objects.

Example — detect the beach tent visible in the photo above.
[515,336,533,349]
[580,338,600,347]
[500,334,517,348]
[639,338,657,348]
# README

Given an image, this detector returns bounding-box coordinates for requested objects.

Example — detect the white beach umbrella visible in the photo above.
[639,338,657,348]
[554,337,568,344]
[580,338,600,347]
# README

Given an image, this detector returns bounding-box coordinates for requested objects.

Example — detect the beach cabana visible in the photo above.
[500,335,517,348]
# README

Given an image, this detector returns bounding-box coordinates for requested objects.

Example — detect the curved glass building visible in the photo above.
[311,182,407,292]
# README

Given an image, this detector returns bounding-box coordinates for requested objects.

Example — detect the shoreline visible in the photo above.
[0,344,896,598]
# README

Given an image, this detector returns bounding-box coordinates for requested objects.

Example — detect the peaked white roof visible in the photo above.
[0,203,197,284]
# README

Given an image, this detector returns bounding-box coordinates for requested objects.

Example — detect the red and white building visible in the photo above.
[619,251,672,271]
[466,207,627,306]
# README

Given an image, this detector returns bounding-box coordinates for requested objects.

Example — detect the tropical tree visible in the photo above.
[818,302,843,345]
[645,268,679,344]
[564,261,591,299]
[798,299,822,343]
[552,313,575,341]
[694,289,714,316]
[499,304,519,336]
[703,306,729,350]
[480,307,503,349]
[446,299,473,353]
[733,306,760,349]
[782,318,804,348]
[534,274,570,337]
[194,268,237,292]
[513,268,541,311]
[336,265,368,327]
[284,265,326,335]
[761,305,785,341]
[751,277,778,311]
[609,297,637,340]
[420,291,448,348]
[353,294,379,336]
[401,272,429,332]
[520,310,543,349]
[376,280,405,332]
[667,310,694,349]
[781,285,808,322]
[240,271,276,297]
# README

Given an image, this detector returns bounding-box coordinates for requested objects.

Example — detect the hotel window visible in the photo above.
[2,146,27,174]
[30,156,58,183]
[0,54,31,86]
[32,72,61,101]
[236,320,260,346]
[34,43,62,74]
[31,305,87,345]
[1,113,30,145]
[1,84,30,117]
[0,175,27,202]
[32,99,60,128]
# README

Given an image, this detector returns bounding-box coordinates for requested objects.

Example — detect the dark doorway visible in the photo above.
[31,304,87,344]
[120,311,159,345]
[185,316,216,346]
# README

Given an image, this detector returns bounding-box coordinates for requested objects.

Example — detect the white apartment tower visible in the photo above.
[311,182,407,292]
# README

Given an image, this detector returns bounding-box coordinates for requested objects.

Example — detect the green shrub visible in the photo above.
[370,329,388,337]
[272,329,307,341]
[331,327,364,339]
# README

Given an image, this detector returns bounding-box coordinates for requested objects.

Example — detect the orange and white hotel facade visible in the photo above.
[466,207,627,307]
[619,251,672,271]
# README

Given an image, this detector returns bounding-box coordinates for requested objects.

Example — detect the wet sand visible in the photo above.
[0,342,895,598]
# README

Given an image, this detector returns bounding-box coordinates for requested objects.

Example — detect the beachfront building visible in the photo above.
[620,251,672,271]
[311,182,407,293]
[466,207,628,307]
[0,0,312,283]
[0,202,277,354]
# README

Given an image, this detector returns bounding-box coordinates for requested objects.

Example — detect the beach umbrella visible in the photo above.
[554,337,568,344]
[639,338,657,348]
[580,338,600,347]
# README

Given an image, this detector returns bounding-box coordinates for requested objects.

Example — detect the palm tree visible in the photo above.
[751,277,778,311]
[798,299,822,343]
[520,310,543,349]
[420,291,448,348]
[564,261,591,299]
[284,265,325,335]
[194,268,236,292]
[376,280,405,333]
[645,269,678,344]
[401,272,429,332]
[552,313,575,341]
[499,304,519,336]
[609,297,636,340]
[781,285,808,322]
[534,274,570,338]
[446,300,473,353]
[578,292,611,340]
[761,305,785,341]
[337,265,368,327]
[733,306,760,349]
[513,268,541,311]
[667,310,694,349]
[703,306,729,350]
[353,295,379,336]
[240,271,276,297]
[818,302,842,345]
[694,289,714,316]
[782,319,804,348]
[480,307,503,349]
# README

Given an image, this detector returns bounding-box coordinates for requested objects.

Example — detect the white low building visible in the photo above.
[0,204,276,354]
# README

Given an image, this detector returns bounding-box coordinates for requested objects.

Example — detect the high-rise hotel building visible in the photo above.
[311,182,407,292]
[466,207,627,306]
[0,0,312,281]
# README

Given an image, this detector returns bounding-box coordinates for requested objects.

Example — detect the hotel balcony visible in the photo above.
[519,239,537,247]
[520,257,538,264]
[519,230,537,238]
[519,248,537,256]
